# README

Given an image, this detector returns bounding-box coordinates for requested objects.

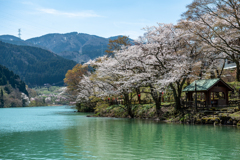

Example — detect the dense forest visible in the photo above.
[0,64,29,108]
[0,64,28,95]
[0,41,77,86]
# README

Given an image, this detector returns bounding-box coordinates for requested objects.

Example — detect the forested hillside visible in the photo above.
[0,41,77,86]
[0,64,28,95]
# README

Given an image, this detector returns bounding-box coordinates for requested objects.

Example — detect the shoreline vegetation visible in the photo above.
[85,103,240,127]
[73,79,240,127]
[74,80,240,127]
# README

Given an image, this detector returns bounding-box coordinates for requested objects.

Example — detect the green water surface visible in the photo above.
[0,106,240,159]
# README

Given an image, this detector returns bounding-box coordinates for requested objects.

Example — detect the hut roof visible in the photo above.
[183,78,233,92]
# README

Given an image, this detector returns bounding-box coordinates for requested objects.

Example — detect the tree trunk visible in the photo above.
[171,86,182,110]
[236,61,240,82]
[175,96,181,111]
[155,97,162,117]
[127,105,134,118]
[149,85,163,118]
[199,63,204,79]
[124,93,134,118]
[210,70,215,79]
[216,59,225,78]
[170,79,186,111]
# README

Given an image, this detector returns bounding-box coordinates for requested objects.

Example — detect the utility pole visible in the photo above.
[18,29,21,39]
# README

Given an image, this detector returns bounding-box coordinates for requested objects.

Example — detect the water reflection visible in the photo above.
[1,106,240,159]
[62,117,240,160]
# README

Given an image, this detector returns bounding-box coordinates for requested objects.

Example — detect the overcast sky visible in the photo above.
[0,0,193,40]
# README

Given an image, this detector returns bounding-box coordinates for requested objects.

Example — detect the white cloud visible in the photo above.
[37,8,101,18]
[21,1,102,18]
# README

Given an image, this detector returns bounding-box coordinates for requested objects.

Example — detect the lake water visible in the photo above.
[0,106,240,160]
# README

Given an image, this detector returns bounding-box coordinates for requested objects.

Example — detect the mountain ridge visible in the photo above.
[0,33,134,63]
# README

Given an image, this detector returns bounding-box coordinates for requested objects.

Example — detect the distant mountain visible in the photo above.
[26,33,135,63]
[0,41,77,86]
[0,35,27,46]
[25,32,110,63]
[0,35,49,50]
[0,35,22,41]
[0,33,134,63]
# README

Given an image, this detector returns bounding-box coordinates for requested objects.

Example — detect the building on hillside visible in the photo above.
[224,59,237,70]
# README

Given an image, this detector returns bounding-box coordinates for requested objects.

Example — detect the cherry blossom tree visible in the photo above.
[180,0,240,81]
[85,56,138,118]
[76,72,109,112]
[135,23,198,111]
[77,23,204,116]
[96,24,198,113]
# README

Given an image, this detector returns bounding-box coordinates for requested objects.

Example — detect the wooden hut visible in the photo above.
[183,78,234,108]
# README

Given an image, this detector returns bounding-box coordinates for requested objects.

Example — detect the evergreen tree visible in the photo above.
[0,89,4,108]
